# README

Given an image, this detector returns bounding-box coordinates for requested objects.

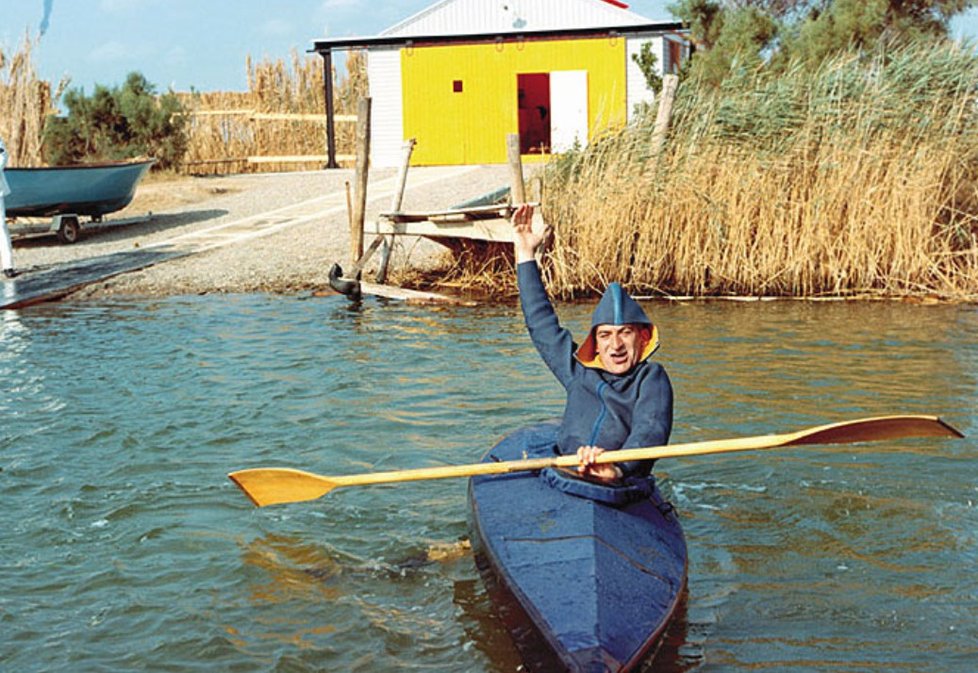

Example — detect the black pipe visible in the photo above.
[328,263,361,301]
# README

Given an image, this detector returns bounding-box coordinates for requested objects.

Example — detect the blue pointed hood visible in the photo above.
[574,282,659,369]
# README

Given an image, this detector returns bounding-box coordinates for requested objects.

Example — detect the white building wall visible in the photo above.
[367,48,404,168]
[382,0,653,36]
[364,0,684,165]
[625,35,662,121]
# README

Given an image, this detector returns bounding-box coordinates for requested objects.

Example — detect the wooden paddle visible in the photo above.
[228,415,963,507]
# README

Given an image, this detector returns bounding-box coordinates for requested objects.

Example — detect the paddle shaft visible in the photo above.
[337,414,961,484]
[228,415,963,506]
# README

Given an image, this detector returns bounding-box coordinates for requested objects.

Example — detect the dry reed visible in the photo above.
[536,42,978,300]
[0,33,66,167]
[180,49,367,174]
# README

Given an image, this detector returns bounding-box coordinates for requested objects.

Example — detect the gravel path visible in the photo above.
[9,164,513,299]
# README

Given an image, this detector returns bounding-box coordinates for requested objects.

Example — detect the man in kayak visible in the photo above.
[0,136,15,279]
[511,203,673,482]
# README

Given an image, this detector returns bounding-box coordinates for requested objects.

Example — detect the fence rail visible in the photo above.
[183,110,358,174]
[188,110,357,123]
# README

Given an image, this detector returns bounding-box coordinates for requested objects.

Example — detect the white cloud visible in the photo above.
[98,0,156,11]
[261,18,293,37]
[164,45,187,66]
[87,40,132,63]
[321,0,361,8]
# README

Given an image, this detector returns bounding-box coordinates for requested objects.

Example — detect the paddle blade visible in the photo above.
[783,415,964,447]
[228,468,338,507]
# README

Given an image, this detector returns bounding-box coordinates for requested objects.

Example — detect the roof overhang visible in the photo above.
[311,22,687,53]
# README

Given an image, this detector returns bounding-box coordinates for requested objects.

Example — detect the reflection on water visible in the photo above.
[0,295,975,672]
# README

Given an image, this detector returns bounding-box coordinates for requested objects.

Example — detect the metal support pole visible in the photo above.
[321,49,338,169]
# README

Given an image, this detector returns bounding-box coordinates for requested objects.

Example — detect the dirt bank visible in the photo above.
[8,165,513,299]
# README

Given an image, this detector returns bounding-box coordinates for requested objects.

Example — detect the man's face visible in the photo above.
[594,324,650,375]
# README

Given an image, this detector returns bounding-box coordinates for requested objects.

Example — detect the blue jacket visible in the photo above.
[518,261,673,478]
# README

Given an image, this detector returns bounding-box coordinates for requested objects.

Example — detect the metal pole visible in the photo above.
[321,49,338,169]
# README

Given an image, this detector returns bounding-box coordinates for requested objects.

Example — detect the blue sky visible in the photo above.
[2,0,977,94]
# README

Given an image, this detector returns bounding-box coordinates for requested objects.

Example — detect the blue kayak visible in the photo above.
[468,421,688,672]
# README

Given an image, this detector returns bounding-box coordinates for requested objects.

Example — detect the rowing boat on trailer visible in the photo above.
[468,421,688,672]
[5,158,154,220]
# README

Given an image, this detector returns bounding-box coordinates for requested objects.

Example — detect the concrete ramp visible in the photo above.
[1,248,185,310]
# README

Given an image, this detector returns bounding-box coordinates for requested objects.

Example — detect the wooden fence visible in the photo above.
[181,109,358,174]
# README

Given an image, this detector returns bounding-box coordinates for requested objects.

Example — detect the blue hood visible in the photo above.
[574,282,659,369]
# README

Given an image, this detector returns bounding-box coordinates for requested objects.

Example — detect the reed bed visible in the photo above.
[0,34,65,167]
[531,43,978,300]
[181,50,366,174]
[1,36,363,174]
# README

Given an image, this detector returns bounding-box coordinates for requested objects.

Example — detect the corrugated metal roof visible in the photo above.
[380,0,654,37]
[312,22,685,52]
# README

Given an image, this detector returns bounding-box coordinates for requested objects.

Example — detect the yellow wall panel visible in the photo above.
[401,37,627,165]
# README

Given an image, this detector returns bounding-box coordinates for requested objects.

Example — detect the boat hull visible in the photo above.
[5,159,154,219]
[468,422,688,672]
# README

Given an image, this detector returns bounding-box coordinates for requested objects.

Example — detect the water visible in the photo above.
[1,295,975,672]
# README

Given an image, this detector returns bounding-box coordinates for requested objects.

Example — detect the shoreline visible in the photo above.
[7,165,512,301]
[5,165,970,305]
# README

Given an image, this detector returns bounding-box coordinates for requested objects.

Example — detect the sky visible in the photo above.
[2,0,977,95]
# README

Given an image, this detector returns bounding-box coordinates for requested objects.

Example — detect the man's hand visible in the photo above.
[511,203,546,263]
[576,445,623,482]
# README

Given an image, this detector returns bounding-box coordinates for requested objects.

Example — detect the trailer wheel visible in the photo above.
[57,216,81,244]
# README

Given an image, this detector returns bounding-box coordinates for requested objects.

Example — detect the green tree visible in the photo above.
[671,1,779,85]
[670,0,978,83]
[43,72,187,170]
[670,0,726,49]
[783,0,977,64]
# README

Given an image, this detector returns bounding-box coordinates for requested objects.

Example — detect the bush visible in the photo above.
[43,72,188,170]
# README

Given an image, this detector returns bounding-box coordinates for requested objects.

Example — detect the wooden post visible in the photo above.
[650,74,678,157]
[389,139,416,213]
[506,133,526,204]
[344,180,353,234]
[376,138,416,284]
[351,97,371,267]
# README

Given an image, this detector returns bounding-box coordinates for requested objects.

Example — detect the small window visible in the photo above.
[453,80,463,93]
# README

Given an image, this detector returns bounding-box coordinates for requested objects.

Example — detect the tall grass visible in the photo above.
[181,49,367,173]
[2,36,364,173]
[541,42,978,300]
[0,33,65,166]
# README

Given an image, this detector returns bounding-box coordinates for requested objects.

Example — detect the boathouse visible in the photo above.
[312,0,689,167]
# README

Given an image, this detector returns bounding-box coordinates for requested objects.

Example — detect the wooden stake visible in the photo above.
[344,180,353,234]
[650,74,678,156]
[376,138,416,284]
[506,133,526,204]
[351,97,372,266]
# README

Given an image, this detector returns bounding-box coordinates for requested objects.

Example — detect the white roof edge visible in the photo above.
[380,0,455,36]
[380,0,658,37]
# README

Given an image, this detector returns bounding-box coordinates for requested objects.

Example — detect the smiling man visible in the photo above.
[511,204,673,483]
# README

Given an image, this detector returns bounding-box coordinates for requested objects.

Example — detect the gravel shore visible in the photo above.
[9,164,513,300]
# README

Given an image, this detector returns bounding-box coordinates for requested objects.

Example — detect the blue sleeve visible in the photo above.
[619,363,674,478]
[517,261,578,388]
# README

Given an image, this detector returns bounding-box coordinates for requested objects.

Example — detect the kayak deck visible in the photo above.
[468,422,688,672]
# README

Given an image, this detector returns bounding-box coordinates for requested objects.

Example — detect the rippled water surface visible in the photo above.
[1,295,976,672]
